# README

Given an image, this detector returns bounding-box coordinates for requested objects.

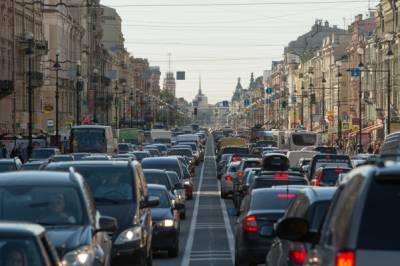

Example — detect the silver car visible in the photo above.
[220,161,240,198]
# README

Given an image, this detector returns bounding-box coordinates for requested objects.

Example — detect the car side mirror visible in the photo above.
[97,216,118,234]
[140,196,160,209]
[276,217,311,242]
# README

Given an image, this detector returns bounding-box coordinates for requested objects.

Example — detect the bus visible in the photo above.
[70,125,116,155]
[273,130,318,151]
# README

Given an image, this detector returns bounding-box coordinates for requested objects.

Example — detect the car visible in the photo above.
[234,167,261,211]
[45,161,157,266]
[0,158,22,172]
[30,148,60,161]
[118,143,134,154]
[217,154,233,178]
[20,160,47,171]
[131,151,152,162]
[143,169,186,217]
[307,154,352,181]
[151,144,169,156]
[49,154,74,162]
[148,184,180,257]
[0,170,117,265]
[217,146,250,162]
[311,166,352,186]
[81,154,112,161]
[167,148,194,162]
[142,157,194,200]
[313,146,338,154]
[235,187,304,266]
[220,161,241,198]
[145,145,165,156]
[166,170,187,219]
[145,148,161,157]
[276,163,400,266]
[248,172,309,194]
[113,153,137,161]
[0,222,61,266]
[266,187,336,266]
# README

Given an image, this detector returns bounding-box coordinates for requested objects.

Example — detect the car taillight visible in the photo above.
[225,175,233,181]
[237,171,244,178]
[336,251,355,266]
[335,168,344,173]
[243,215,257,232]
[289,250,307,265]
[273,173,289,180]
[278,193,297,198]
[232,156,241,162]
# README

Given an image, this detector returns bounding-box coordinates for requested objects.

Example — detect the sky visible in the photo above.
[101,0,379,104]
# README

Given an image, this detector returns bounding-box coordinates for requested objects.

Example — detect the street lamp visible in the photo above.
[308,68,314,131]
[129,91,134,128]
[93,68,99,123]
[76,60,83,125]
[322,72,327,132]
[114,83,119,129]
[53,50,61,148]
[386,46,394,135]
[25,32,34,157]
[357,47,364,153]
[336,61,343,142]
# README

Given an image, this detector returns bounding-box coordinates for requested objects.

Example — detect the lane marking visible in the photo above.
[181,139,208,266]
[209,139,235,264]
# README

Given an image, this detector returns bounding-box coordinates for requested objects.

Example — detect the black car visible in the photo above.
[266,187,336,266]
[148,184,180,257]
[0,170,117,265]
[307,154,352,181]
[45,161,158,266]
[249,171,309,193]
[235,187,304,266]
[0,222,61,266]
[0,158,22,172]
[143,169,186,218]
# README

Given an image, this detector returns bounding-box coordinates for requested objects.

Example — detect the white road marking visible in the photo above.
[181,141,207,266]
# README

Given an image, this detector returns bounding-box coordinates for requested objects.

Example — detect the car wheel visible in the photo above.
[168,237,179,257]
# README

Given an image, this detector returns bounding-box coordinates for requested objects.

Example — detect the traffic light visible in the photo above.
[194,107,198,116]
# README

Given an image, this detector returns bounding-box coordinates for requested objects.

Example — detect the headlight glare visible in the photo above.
[158,219,174,227]
[62,246,93,266]
[115,226,142,245]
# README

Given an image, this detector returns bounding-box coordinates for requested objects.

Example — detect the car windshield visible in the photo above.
[31,150,55,159]
[144,172,172,191]
[0,239,44,266]
[148,188,170,208]
[47,165,134,202]
[0,163,16,173]
[0,186,84,225]
[167,172,180,185]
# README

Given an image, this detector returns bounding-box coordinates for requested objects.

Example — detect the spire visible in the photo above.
[198,75,202,95]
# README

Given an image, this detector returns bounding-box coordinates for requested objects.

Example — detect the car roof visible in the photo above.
[0,222,46,237]
[300,187,337,203]
[142,157,179,163]
[47,160,137,169]
[143,169,167,174]
[0,171,81,186]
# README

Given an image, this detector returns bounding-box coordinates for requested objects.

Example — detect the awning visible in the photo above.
[348,123,383,137]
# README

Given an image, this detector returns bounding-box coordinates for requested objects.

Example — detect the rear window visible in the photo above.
[144,172,172,190]
[357,179,400,250]
[243,160,261,170]
[167,149,193,158]
[314,147,337,154]
[251,191,298,210]
[252,178,308,190]
[320,169,350,185]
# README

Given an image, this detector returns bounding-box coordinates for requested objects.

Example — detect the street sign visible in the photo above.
[47,119,54,128]
[222,101,229,107]
[291,95,297,104]
[265,87,273,94]
[351,68,361,77]
[244,99,250,107]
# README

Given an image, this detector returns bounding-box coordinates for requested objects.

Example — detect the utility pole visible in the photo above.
[54,50,61,148]
[336,62,342,141]
[76,61,82,125]
[322,72,326,132]
[26,33,34,157]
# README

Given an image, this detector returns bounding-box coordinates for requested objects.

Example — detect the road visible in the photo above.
[154,137,237,266]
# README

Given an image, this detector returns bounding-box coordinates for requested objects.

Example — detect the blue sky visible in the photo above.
[101,0,378,104]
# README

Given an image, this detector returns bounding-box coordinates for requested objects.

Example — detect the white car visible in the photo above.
[220,161,240,198]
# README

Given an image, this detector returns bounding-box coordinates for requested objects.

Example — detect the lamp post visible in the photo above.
[129,91,134,128]
[114,83,119,129]
[308,68,314,131]
[121,82,127,126]
[357,47,364,153]
[53,50,61,148]
[301,78,305,126]
[93,68,99,123]
[322,72,327,132]
[385,40,394,135]
[76,60,82,125]
[25,32,34,157]
[336,61,343,142]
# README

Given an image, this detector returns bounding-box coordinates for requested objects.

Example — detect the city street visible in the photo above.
[154,137,236,266]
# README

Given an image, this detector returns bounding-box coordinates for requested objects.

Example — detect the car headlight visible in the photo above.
[114,226,142,245]
[184,180,190,185]
[158,219,174,227]
[62,246,94,266]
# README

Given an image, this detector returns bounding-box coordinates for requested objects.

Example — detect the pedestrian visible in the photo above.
[373,143,381,154]
[367,144,373,154]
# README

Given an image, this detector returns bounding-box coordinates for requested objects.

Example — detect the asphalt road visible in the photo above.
[154,137,237,266]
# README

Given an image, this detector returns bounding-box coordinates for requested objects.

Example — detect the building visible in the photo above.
[163,72,176,96]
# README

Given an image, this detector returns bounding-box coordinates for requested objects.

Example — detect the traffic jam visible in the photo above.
[0,125,397,266]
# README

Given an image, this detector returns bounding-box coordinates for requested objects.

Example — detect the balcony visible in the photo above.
[0,80,14,98]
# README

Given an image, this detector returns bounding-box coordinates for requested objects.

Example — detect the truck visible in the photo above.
[151,129,172,144]
[117,128,145,146]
